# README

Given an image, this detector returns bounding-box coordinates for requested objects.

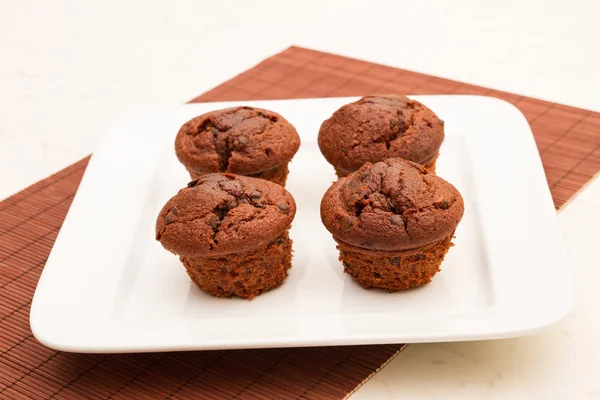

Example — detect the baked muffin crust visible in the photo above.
[318,95,444,175]
[176,106,300,176]
[321,158,463,251]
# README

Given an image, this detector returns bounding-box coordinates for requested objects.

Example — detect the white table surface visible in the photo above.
[1,1,599,399]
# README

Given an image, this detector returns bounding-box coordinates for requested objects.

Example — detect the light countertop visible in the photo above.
[2,1,599,399]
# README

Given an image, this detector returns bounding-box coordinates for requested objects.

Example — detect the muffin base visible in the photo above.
[181,232,293,299]
[333,166,352,179]
[336,234,453,291]
[421,152,438,174]
[188,163,290,186]
[334,152,440,178]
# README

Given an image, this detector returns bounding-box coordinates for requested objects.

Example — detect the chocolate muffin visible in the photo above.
[320,158,464,291]
[156,173,296,299]
[318,95,444,177]
[175,106,300,186]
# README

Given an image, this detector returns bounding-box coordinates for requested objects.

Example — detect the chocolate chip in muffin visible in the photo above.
[165,212,176,225]
[340,215,353,230]
[437,200,449,209]
[277,201,290,214]
[218,179,244,197]
[248,190,262,200]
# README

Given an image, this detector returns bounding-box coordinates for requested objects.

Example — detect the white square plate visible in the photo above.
[30,96,573,353]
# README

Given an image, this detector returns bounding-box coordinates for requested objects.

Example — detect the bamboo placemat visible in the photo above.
[1,46,598,400]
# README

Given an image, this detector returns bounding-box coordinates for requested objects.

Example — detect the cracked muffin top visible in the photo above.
[320,158,463,251]
[175,106,300,175]
[156,173,296,257]
[318,95,444,173]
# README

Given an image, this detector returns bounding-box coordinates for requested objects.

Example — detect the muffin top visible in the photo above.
[156,174,296,257]
[320,158,463,251]
[318,95,444,172]
[175,106,300,175]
